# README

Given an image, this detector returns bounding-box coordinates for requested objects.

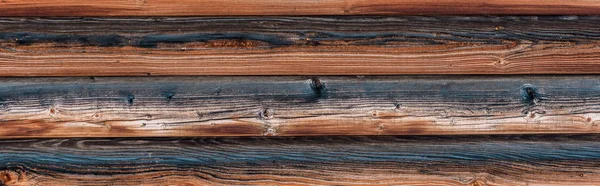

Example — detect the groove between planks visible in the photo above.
[0,135,599,185]
[0,76,599,137]
[1,16,600,76]
[2,0,600,16]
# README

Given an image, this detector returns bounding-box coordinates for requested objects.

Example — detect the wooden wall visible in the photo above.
[1,2,600,185]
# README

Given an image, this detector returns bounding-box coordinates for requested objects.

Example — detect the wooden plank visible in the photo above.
[2,16,600,76]
[2,0,600,16]
[0,76,599,138]
[0,135,599,185]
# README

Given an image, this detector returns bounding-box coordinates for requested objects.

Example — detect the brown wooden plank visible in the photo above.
[2,16,600,76]
[1,135,599,185]
[0,76,599,138]
[2,0,600,16]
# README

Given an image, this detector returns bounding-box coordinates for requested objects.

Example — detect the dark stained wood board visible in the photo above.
[1,135,600,185]
[2,16,600,76]
[2,0,600,16]
[1,75,599,138]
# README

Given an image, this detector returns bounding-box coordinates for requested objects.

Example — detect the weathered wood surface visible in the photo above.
[0,135,599,185]
[1,76,599,138]
[2,0,600,16]
[2,16,600,76]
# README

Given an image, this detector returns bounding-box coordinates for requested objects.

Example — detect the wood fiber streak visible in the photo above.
[0,135,599,185]
[0,76,599,137]
[1,0,600,16]
[1,17,600,76]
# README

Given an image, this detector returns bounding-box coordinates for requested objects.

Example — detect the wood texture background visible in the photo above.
[2,16,600,76]
[2,0,600,16]
[1,9,599,185]
[1,135,599,185]
[1,76,599,138]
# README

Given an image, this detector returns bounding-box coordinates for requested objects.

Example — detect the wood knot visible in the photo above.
[377,124,385,131]
[0,170,22,185]
[164,93,175,101]
[127,95,135,105]
[304,38,320,46]
[523,109,546,121]
[521,84,541,105]
[371,111,378,118]
[263,127,277,136]
[469,179,486,186]
[0,171,12,184]
[196,111,204,119]
[310,78,325,97]
[343,9,351,15]
[259,108,274,120]
[493,59,508,68]
[49,107,58,115]
[214,87,222,96]
[394,103,402,112]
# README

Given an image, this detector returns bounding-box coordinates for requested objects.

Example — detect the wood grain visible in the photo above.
[2,0,600,16]
[0,135,599,185]
[1,76,600,138]
[2,16,600,76]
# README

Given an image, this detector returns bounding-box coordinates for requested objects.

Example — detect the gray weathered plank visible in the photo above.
[0,135,599,185]
[0,76,598,137]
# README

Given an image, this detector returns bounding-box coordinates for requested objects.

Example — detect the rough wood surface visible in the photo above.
[2,0,600,16]
[2,16,600,76]
[1,76,599,138]
[0,135,599,185]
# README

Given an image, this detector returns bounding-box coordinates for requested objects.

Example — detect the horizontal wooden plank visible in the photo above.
[2,0,600,16]
[2,16,600,76]
[0,135,599,185]
[0,76,599,137]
